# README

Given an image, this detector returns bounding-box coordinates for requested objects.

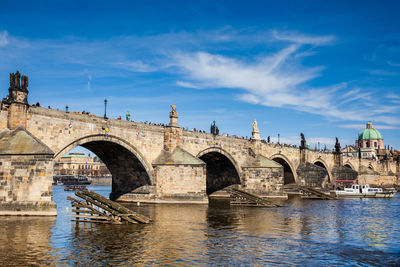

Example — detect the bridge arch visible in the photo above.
[313,159,332,183]
[55,134,153,200]
[197,147,241,195]
[270,154,298,185]
[344,162,355,170]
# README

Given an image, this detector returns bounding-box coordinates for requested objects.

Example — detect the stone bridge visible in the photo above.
[0,72,399,215]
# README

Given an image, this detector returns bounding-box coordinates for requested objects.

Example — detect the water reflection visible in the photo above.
[0,216,56,265]
[1,187,400,265]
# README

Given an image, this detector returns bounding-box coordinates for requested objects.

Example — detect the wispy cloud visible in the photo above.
[170,49,399,125]
[112,60,159,72]
[176,81,202,89]
[387,60,400,67]
[0,31,8,47]
[87,74,92,91]
[364,69,398,76]
[272,30,335,45]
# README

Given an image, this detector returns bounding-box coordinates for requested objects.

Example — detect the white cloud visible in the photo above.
[272,30,335,45]
[387,60,400,67]
[87,74,92,91]
[176,81,202,89]
[0,31,8,47]
[112,60,158,72]
[170,45,399,126]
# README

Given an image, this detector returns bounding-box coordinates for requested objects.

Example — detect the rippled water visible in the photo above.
[1,186,400,266]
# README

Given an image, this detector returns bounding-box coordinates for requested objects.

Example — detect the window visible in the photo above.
[366,141,370,148]
[374,142,377,148]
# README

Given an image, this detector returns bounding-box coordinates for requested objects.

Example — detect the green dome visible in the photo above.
[358,122,382,140]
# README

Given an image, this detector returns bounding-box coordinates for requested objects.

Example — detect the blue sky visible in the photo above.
[0,0,399,150]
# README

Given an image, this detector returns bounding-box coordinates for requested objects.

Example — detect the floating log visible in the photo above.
[67,190,150,224]
[229,188,281,207]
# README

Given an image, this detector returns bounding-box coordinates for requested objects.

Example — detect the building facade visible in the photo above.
[54,152,111,177]
[355,121,385,159]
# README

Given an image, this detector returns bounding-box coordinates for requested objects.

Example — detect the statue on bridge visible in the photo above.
[21,75,29,91]
[170,104,178,118]
[251,119,260,140]
[335,137,341,153]
[168,104,179,127]
[210,120,219,135]
[300,133,306,149]
[2,71,29,108]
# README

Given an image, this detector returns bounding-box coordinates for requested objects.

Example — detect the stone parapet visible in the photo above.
[0,201,57,216]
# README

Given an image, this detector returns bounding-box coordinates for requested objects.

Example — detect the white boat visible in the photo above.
[335,184,396,198]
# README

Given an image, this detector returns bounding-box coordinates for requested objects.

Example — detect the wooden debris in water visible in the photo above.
[229,188,281,207]
[300,187,337,200]
[67,190,150,224]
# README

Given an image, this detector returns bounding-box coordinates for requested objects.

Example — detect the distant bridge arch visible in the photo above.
[197,147,241,195]
[270,153,298,184]
[313,159,332,183]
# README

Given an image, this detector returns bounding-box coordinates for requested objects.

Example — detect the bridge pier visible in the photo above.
[0,72,56,215]
[241,155,285,198]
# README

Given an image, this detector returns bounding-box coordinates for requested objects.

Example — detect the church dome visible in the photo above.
[358,121,382,140]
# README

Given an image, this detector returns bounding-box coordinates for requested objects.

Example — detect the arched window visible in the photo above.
[366,141,370,148]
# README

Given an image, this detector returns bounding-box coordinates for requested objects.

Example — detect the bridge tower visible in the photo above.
[4,71,29,130]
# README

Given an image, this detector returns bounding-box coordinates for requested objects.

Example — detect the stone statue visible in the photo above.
[210,120,219,135]
[168,104,179,127]
[300,132,306,149]
[335,137,341,153]
[15,70,21,89]
[170,104,178,118]
[126,111,130,121]
[252,119,258,132]
[9,72,15,88]
[21,75,28,90]
[251,119,260,140]
[21,75,28,91]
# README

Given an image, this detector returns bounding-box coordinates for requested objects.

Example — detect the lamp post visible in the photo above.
[104,98,108,119]
[278,133,280,144]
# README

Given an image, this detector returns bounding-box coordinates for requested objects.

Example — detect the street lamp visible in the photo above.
[104,98,108,119]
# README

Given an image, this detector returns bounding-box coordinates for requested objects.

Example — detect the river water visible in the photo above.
[1,186,399,266]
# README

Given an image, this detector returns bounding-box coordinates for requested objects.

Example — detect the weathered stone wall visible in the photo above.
[0,154,53,202]
[297,163,329,188]
[241,167,284,196]
[0,110,7,129]
[154,165,207,201]
[0,154,56,215]
[7,103,27,130]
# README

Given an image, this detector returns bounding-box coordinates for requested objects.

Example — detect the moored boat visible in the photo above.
[335,184,396,198]
[64,185,87,191]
